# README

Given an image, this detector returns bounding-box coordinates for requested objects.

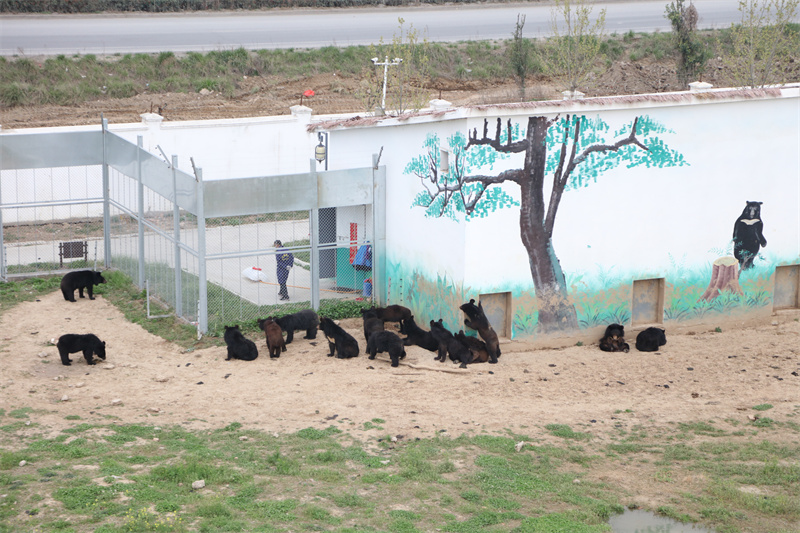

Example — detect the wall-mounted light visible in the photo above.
[315,131,328,171]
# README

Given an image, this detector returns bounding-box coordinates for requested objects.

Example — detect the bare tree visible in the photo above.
[407,115,687,333]
[724,0,800,88]
[547,0,607,95]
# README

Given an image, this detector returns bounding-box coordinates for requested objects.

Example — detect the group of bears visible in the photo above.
[53,269,667,368]
[599,323,667,353]
[224,300,503,369]
[53,200,763,367]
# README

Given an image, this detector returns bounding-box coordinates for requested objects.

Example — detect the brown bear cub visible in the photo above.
[599,323,630,352]
[373,305,413,333]
[57,333,107,366]
[60,270,106,302]
[223,325,258,361]
[257,318,286,358]
[455,330,491,363]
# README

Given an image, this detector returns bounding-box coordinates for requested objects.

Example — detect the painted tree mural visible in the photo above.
[405,114,687,333]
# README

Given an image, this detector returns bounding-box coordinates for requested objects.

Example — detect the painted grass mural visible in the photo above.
[390,257,776,341]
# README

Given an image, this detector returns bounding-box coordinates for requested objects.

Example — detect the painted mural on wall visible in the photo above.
[692,200,770,315]
[405,114,687,334]
[733,201,767,271]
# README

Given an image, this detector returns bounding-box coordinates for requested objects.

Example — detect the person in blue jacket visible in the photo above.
[274,240,294,301]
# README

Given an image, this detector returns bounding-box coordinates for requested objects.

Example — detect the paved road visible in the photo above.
[0,1,748,56]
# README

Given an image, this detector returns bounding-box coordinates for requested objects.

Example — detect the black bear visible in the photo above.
[223,325,258,361]
[374,305,413,333]
[732,201,767,271]
[635,327,667,352]
[57,333,107,366]
[400,315,440,352]
[599,323,630,353]
[273,309,319,344]
[460,299,489,330]
[366,330,406,367]
[319,317,359,359]
[361,307,385,343]
[60,270,106,302]
[429,319,472,368]
[459,299,501,363]
[257,318,286,358]
[455,330,490,364]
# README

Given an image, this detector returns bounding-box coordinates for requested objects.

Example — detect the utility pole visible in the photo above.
[371,56,402,112]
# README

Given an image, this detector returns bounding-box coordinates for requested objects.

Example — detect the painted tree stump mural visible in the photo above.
[406,114,686,335]
[699,256,744,302]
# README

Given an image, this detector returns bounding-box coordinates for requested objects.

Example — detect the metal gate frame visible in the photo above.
[0,119,386,333]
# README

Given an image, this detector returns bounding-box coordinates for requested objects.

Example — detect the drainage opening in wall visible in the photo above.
[631,278,665,326]
[476,292,512,338]
[773,264,800,310]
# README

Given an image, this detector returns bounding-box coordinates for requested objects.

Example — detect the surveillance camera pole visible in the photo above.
[371,56,403,112]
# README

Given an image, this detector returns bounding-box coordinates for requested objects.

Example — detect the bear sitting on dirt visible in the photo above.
[319,317,359,359]
[400,315,439,352]
[366,330,406,367]
[257,318,286,358]
[274,309,319,344]
[635,327,667,352]
[223,325,258,361]
[60,270,106,302]
[57,333,107,366]
[599,323,630,353]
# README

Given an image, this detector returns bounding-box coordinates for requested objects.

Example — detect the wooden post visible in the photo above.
[699,256,743,302]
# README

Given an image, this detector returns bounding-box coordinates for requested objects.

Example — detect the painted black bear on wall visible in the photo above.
[733,201,766,271]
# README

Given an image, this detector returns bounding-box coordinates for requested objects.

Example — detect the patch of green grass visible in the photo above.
[752,404,774,411]
[53,482,117,510]
[1,405,798,533]
[8,407,33,419]
[545,424,592,441]
[752,417,775,428]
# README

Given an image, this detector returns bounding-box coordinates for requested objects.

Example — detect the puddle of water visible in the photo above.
[609,509,715,533]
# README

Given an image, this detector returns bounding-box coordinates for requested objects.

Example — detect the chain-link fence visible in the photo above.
[0,165,105,275]
[1,126,383,334]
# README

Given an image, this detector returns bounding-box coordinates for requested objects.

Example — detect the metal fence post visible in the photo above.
[102,118,111,269]
[310,159,320,310]
[172,155,183,318]
[196,167,208,334]
[136,136,145,289]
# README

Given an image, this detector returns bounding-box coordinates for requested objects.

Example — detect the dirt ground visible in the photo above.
[2,290,798,441]
[1,289,799,520]
[0,56,717,130]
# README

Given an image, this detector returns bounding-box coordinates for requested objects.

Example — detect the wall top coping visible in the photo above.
[308,84,799,133]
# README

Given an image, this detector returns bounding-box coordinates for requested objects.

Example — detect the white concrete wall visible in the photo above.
[3,87,798,334]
